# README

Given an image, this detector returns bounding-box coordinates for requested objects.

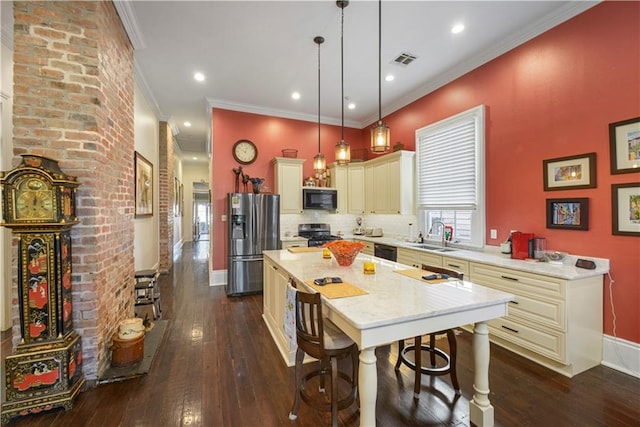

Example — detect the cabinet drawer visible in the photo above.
[355,239,374,256]
[470,262,565,300]
[506,292,565,330]
[442,257,469,277]
[489,316,567,363]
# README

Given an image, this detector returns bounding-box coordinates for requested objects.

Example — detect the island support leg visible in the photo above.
[358,347,377,427]
[470,321,494,427]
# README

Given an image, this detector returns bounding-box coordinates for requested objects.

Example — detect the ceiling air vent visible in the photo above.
[393,52,417,66]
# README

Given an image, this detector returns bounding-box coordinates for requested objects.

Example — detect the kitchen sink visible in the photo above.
[407,243,456,252]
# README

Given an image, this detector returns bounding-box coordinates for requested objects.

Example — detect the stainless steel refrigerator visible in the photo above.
[227,193,281,296]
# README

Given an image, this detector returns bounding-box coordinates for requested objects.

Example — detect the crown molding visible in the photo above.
[206,97,360,129]
[113,1,146,50]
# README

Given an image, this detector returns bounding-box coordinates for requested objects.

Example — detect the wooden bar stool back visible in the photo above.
[394,264,463,398]
[288,286,358,427]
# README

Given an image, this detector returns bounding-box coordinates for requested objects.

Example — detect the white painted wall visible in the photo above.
[1,36,14,331]
[181,162,210,242]
[133,82,160,271]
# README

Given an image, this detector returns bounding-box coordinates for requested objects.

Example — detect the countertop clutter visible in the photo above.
[347,235,609,281]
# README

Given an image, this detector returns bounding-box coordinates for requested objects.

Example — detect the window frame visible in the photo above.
[415,105,486,248]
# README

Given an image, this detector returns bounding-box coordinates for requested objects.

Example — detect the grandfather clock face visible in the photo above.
[14,178,55,220]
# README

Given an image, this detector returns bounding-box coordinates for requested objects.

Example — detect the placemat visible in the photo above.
[394,268,449,284]
[305,280,368,299]
[288,247,323,253]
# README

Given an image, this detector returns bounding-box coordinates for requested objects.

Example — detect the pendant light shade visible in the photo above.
[335,0,350,165]
[313,36,326,175]
[371,0,390,153]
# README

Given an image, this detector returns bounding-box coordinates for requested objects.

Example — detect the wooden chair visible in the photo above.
[394,264,463,398]
[288,285,359,427]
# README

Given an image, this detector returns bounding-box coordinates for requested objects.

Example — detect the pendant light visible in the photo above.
[313,36,327,176]
[334,0,350,165]
[371,0,390,153]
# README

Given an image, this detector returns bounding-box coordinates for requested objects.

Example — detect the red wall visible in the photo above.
[212,2,639,344]
[210,110,363,269]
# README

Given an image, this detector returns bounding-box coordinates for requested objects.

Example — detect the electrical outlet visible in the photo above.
[490,229,497,239]
[221,215,227,222]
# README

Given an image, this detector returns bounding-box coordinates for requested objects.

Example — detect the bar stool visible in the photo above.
[395,264,463,398]
[288,284,359,427]
[134,269,161,320]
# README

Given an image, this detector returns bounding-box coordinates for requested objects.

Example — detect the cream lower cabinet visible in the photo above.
[469,262,603,377]
[396,247,444,269]
[263,257,296,366]
[354,239,374,256]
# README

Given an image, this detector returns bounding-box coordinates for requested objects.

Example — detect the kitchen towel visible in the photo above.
[305,280,368,299]
[394,268,450,284]
[284,281,297,349]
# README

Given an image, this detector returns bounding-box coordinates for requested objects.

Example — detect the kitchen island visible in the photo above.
[263,249,514,427]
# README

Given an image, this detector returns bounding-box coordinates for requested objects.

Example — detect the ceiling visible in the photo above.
[2,1,598,163]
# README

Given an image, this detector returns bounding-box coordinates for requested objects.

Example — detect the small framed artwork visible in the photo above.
[543,153,596,191]
[134,151,153,217]
[612,183,640,236]
[609,117,640,174]
[546,198,589,230]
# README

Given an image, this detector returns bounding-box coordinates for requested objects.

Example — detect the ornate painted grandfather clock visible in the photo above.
[0,155,84,423]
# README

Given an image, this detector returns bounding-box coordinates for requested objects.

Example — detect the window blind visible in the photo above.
[417,116,478,210]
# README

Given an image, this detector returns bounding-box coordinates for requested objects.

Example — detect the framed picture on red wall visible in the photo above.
[546,198,589,230]
[612,183,640,236]
[543,153,596,191]
[609,117,640,174]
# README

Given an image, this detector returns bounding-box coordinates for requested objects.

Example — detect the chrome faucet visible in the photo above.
[429,220,447,247]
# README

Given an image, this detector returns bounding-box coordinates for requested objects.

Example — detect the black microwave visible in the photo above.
[302,188,337,210]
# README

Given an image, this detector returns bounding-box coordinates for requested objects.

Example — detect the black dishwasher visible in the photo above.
[374,243,397,262]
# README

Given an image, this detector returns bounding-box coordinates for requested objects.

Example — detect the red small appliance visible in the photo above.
[511,232,534,260]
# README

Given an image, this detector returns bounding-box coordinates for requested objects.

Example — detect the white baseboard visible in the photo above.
[209,269,226,287]
[602,334,640,378]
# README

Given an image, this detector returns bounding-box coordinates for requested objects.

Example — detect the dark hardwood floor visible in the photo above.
[2,241,639,426]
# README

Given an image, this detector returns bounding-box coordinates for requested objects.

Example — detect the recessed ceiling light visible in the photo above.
[291,92,301,100]
[192,156,198,160]
[184,121,191,127]
[194,72,205,82]
[451,23,465,34]
[385,74,395,82]
[347,102,356,110]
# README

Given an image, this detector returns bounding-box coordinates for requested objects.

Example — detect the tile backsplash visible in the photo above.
[281,212,418,240]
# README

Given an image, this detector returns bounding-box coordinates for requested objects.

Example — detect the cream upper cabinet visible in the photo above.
[273,157,304,214]
[364,151,415,215]
[347,164,365,214]
[328,163,348,214]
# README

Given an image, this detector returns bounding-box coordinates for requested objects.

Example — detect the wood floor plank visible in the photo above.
[2,240,639,426]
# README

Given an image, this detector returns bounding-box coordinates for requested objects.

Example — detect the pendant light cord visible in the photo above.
[318,38,321,152]
[378,0,382,122]
[341,6,345,140]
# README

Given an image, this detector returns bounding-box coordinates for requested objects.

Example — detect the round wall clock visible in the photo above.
[232,139,258,165]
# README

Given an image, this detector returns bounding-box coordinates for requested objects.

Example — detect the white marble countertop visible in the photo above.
[264,249,514,331]
[348,235,609,280]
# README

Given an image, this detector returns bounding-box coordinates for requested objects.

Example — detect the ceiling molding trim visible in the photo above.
[133,59,164,121]
[168,119,179,136]
[206,97,361,129]
[360,1,601,127]
[113,1,146,50]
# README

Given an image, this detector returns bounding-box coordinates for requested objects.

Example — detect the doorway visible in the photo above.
[193,183,210,242]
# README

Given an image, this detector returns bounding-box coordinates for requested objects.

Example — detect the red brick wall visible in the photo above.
[12,1,134,380]
[159,121,174,272]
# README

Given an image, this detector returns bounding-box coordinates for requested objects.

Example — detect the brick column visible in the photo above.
[11,1,134,381]
[158,121,174,273]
